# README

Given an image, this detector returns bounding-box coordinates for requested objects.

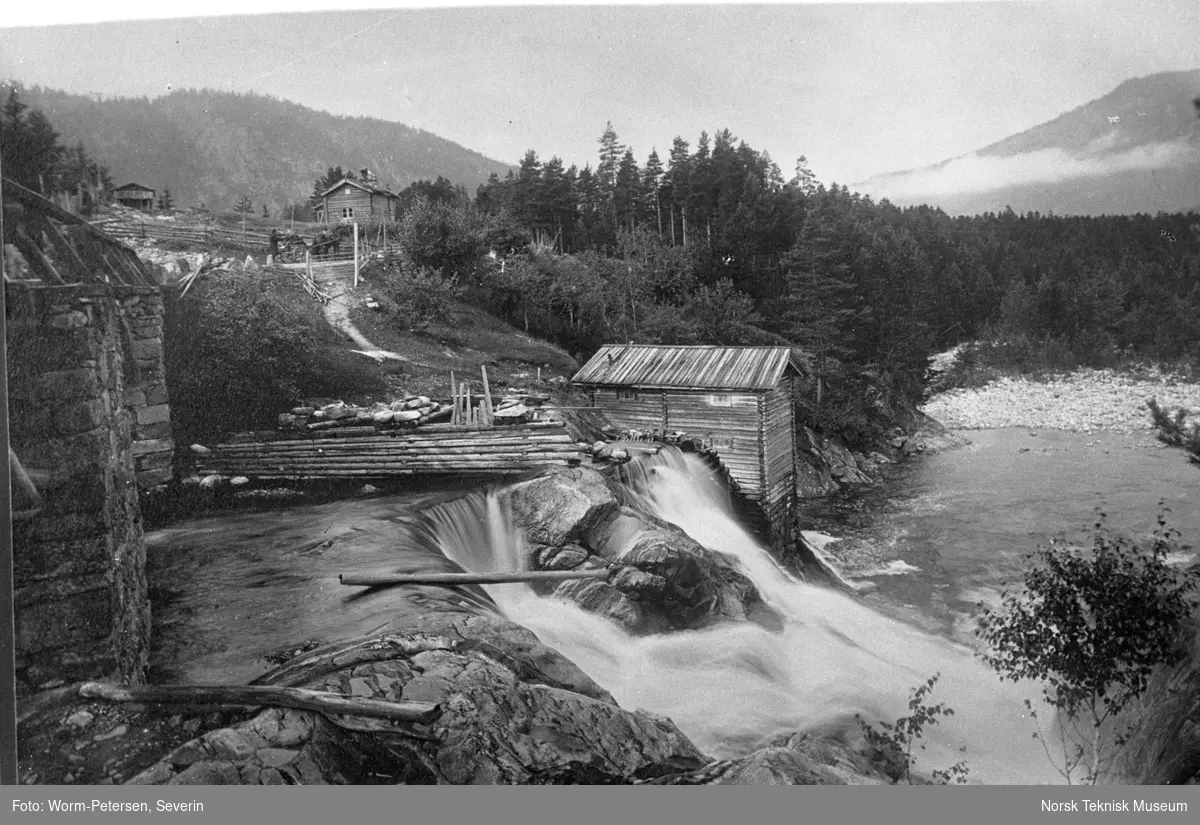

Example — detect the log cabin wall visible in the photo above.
[590,388,667,432]
[574,345,808,545]
[761,377,798,542]
[662,389,763,501]
[319,183,395,224]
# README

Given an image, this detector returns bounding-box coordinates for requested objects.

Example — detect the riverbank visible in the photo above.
[922,367,1200,433]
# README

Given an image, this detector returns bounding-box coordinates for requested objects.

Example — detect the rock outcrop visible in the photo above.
[128,611,707,785]
[638,732,891,785]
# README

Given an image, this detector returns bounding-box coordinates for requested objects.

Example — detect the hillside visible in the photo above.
[856,70,1200,216]
[8,83,514,213]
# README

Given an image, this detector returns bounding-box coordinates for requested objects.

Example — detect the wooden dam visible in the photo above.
[194,346,810,544]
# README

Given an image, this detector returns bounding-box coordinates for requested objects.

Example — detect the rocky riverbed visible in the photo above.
[922,368,1200,433]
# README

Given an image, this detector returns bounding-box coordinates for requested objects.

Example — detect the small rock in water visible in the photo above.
[359,484,378,494]
[93,724,128,742]
[229,476,250,487]
[66,711,94,728]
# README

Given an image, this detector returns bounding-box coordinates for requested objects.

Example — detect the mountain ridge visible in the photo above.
[6,82,515,212]
[856,70,1200,216]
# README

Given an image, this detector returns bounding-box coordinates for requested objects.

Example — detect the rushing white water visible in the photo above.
[429,450,1064,784]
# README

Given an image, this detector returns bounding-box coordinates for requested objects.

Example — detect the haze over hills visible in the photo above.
[7,83,515,212]
[856,70,1200,216]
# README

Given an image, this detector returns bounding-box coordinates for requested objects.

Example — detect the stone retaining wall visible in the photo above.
[7,282,172,692]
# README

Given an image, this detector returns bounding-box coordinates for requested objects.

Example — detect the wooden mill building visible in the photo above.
[313,170,398,225]
[572,345,807,543]
[112,183,156,211]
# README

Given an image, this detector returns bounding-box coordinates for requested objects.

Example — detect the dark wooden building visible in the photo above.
[573,345,807,543]
[113,183,156,211]
[314,171,398,225]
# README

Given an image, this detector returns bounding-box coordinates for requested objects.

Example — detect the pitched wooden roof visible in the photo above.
[113,182,156,193]
[317,178,398,200]
[3,178,157,287]
[572,345,806,391]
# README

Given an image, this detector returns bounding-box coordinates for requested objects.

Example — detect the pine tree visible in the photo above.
[0,89,62,192]
[514,149,544,232]
[666,137,692,246]
[614,148,641,232]
[790,155,818,197]
[597,121,625,228]
[642,149,665,237]
[781,195,864,402]
[157,188,174,210]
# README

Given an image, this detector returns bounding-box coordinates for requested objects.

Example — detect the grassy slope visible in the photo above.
[343,268,580,403]
[145,205,580,412]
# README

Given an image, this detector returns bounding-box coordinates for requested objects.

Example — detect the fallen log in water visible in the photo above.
[339,568,610,588]
[77,682,441,724]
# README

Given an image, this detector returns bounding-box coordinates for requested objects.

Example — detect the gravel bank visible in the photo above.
[922,368,1200,433]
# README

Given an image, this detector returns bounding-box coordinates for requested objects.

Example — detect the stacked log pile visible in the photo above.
[192,420,592,480]
[276,397,453,434]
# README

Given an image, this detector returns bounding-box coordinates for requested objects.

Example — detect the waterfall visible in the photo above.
[424,449,1064,784]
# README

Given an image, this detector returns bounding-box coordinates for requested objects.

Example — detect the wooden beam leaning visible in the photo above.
[77,681,440,724]
[339,569,610,588]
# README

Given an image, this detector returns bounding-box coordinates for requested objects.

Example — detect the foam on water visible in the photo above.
[430,449,1064,783]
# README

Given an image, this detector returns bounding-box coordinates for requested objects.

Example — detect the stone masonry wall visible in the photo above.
[7,283,171,692]
[120,289,175,491]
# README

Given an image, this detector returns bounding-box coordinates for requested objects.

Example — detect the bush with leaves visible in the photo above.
[396,195,495,279]
[164,267,384,444]
[383,266,464,333]
[855,673,970,784]
[974,511,1200,784]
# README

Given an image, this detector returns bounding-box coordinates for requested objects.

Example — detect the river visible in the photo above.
[143,427,1199,784]
[802,428,1200,643]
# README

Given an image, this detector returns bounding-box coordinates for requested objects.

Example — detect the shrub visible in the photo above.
[975,511,1200,784]
[164,267,382,444]
[856,673,970,784]
[383,266,464,333]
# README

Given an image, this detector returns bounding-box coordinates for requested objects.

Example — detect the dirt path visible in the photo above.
[302,261,410,363]
[321,289,409,363]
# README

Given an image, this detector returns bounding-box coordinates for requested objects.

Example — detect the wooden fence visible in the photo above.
[89,218,274,249]
[90,218,395,262]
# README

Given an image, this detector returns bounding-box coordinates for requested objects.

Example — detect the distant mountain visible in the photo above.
[856,71,1200,216]
[9,83,514,212]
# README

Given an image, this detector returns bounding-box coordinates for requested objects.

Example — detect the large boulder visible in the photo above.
[503,467,621,547]
[127,612,707,785]
[523,501,765,634]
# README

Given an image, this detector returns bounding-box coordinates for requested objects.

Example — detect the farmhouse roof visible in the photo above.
[317,177,398,199]
[113,182,156,193]
[572,345,807,391]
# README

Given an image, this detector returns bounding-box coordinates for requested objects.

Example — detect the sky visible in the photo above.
[0,1,1197,185]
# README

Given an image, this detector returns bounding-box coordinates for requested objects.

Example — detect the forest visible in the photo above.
[5,88,1200,443]
[386,121,1200,438]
